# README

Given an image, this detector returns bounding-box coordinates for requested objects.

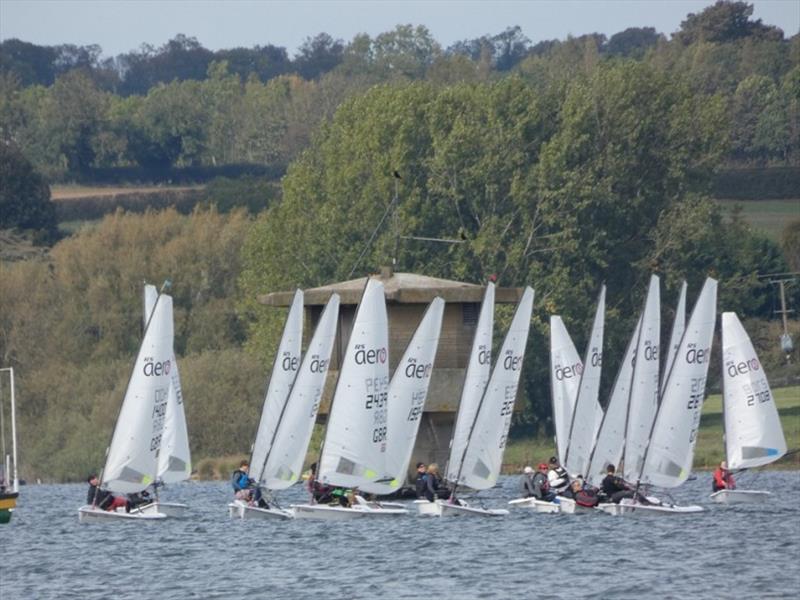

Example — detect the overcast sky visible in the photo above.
[1,0,798,58]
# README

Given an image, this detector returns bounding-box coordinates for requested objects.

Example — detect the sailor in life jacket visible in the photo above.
[547,456,570,494]
[712,461,736,492]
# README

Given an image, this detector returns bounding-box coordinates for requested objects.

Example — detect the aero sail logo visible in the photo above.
[355,344,387,365]
[726,356,760,378]
[143,358,171,377]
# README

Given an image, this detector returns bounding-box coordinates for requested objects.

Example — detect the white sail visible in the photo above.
[622,275,660,483]
[103,293,175,494]
[377,297,445,493]
[586,313,641,487]
[157,361,191,483]
[319,280,391,493]
[564,286,606,478]
[251,290,304,484]
[457,287,534,490]
[143,283,158,328]
[143,284,192,484]
[641,277,717,487]
[662,281,687,396]
[446,283,495,484]
[722,312,786,469]
[262,294,340,490]
[549,316,583,466]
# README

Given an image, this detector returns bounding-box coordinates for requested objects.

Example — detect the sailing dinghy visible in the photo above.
[710,312,787,504]
[292,279,409,519]
[232,292,341,519]
[415,283,495,516]
[131,284,191,518]
[602,278,717,516]
[78,286,176,522]
[438,285,534,518]
[513,287,606,515]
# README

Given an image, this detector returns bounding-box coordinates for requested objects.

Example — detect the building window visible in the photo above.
[462,303,479,325]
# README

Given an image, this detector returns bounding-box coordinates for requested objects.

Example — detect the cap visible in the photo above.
[523,466,533,474]
[538,463,548,471]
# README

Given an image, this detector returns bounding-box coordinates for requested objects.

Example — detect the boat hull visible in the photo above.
[78,505,167,523]
[554,497,596,514]
[291,496,408,520]
[598,499,704,516]
[710,489,771,504]
[132,501,188,518]
[439,502,508,517]
[228,501,293,520]
[414,499,442,516]
[508,497,560,514]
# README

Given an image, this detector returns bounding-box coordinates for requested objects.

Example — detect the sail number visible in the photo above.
[407,390,426,422]
[744,381,771,406]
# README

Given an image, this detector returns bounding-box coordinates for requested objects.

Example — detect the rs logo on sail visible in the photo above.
[143,358,171,376]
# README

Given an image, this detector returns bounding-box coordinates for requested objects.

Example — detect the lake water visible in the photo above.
[2,471,798,599]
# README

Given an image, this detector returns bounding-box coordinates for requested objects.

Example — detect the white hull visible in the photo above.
[598,498,704,516]
[78,505,166,523]
[439,502,509,517]
[227,500,294,520]
[132,501,188,518]
[555,497,596,514]
[710,489,771,504]
[508,497,560,514]
[414,499,442,516]
[291,495,408,520]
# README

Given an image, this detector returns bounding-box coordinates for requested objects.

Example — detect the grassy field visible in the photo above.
[504,385,800,473]
[716,198,800,241]
[50,184,203,200]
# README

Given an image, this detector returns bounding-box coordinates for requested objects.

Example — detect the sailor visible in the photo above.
[424,463,443,502]
[712,461,736,492]
[86,473,127,511]
[414,462,427,498]
[307,462,333,504]
[533,463,556,501]
[601,464,643,504]
[547,456,570,494]
[519,466,536,497]
[231,460,268,508]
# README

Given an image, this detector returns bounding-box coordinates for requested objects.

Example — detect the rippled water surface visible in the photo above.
[2,472,799,599]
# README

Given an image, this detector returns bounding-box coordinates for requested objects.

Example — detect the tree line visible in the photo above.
[0,1,798,181]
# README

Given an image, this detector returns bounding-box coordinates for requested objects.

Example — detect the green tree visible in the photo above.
[44,70,108,172]
[676,1,784,45]
[0,142,56,235]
